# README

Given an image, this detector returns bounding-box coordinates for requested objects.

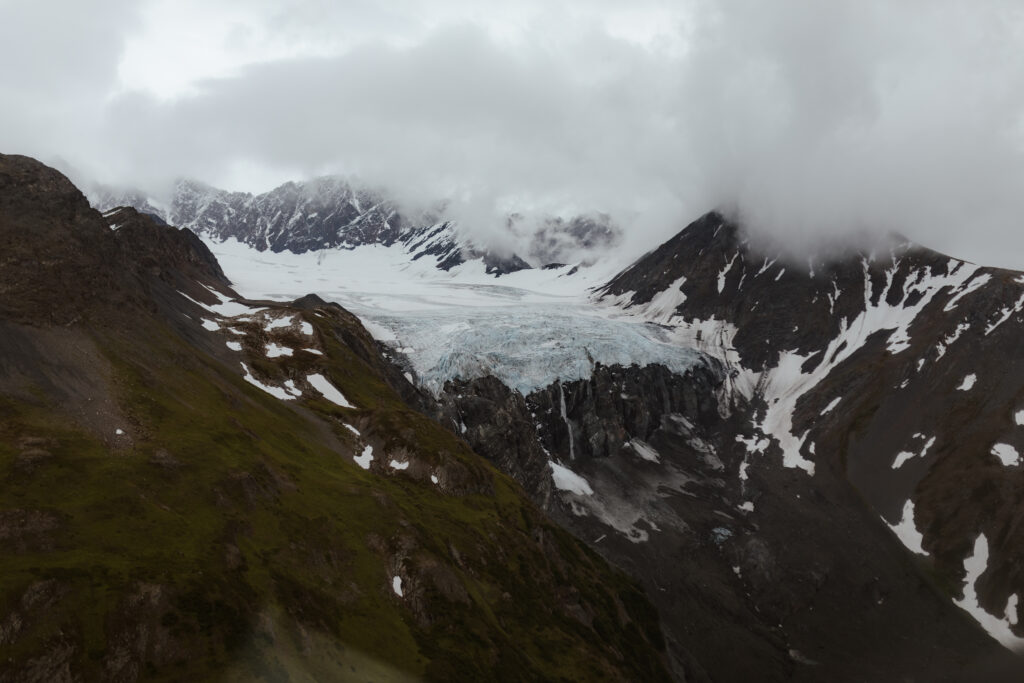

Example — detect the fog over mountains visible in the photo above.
[6,1,1024,268]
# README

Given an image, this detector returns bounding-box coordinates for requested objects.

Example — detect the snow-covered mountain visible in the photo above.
[90,176,618,275]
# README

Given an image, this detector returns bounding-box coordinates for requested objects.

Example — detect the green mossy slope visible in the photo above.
[0,301,669,682]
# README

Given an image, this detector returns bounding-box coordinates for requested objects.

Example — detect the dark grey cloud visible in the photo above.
[3,0,1024,268]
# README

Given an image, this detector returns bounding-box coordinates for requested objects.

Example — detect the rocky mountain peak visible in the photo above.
[0,153,127,325]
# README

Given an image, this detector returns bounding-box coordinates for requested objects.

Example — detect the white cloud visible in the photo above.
[4,0,1024,268]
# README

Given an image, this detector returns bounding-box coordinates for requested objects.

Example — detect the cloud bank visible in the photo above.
[3,0,1024,267]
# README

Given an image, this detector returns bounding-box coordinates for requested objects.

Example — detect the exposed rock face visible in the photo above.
[0,155,231,328]
[0,154,128,325]
[106,206,227,287]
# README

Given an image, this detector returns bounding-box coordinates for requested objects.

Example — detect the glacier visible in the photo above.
[371,304,705,395]
[205,237,705,396]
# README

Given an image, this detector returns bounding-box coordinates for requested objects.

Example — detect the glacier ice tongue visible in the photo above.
[370,305,706,396]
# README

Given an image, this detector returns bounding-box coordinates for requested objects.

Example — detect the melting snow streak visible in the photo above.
[308,373,355,408]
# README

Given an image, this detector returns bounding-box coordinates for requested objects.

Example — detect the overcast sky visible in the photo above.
[3,0,1024,267]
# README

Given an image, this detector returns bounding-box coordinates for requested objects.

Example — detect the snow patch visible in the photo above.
[957,374,977,391]
[266,316,296,331]
[954,534,1024,650]
[627,438,660,463]
[192,286,262,318]
[943,273,991,312]
[820,397,841,415]
[886,500,928,556]
[991,443,1021,467]
[240,363,295,400]
[717,254,738,294]
[389,459,409,470]
[892,435,935,469]
[266,343,293,358]
[201,319,220,331]
[549,461,593,495]
[354,445,374,469]
[641,275,687,323]
[935,321,970,360]
[392,576,403,597]
[225,341,242,352]
[985,292,1024,335]
[308,373,355,408]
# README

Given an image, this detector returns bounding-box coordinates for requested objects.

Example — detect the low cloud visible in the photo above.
[4,0,1024,267]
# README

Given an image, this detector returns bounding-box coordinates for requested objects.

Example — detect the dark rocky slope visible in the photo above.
[598,211,1024,646]
[433,212,1024,681]
[0,154,670,682]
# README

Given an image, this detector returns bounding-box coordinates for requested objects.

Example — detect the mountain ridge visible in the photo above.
[90,175,619,275]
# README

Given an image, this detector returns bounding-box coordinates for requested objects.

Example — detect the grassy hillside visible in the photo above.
[0,299,669,681]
